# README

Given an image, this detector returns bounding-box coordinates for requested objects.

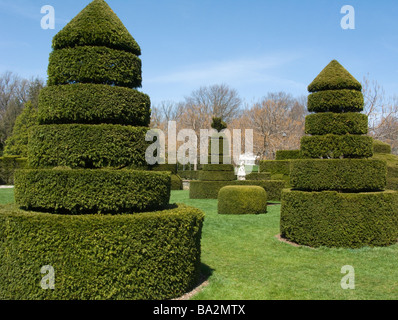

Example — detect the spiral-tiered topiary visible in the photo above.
[15,0,169,214]
[280,60,398,248]
[4,0,204,300]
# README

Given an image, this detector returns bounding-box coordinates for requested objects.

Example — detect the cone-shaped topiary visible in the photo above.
[52,0,141,55]
[280,60,398,248]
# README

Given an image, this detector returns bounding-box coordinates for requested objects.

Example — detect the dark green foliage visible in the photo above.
[171,174,183,190]
[151,164,178,174]
[245,172,271,181]
[52,0,141,55]
[0,203,204,299]
[38,84,150,126]
[307,90,364,113]
[28,124,149,169]
[47,46,142,88]
[280,189,398,248]
[198,171,236,181]
[307,60,362,92]
[15,169,171,214]
[305,112,368,135]
[189,180,285,201]
[177,170,199,180]
[259,160,291,175]
[300,135,373,159]
[387,178,398,191]
[373,139,392,154]
[3,101,38,157]
[290,159,386,191]
[218,186,267,215]
[211,117,227,132]
[0,157,27,185]
[202,164,234,171]
[275,150,302,160]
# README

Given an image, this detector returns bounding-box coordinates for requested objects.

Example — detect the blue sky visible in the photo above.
[0,0,397,106]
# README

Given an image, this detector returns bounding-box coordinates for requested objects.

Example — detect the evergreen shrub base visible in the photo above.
[280,189,398,248]
[0,204,204,300]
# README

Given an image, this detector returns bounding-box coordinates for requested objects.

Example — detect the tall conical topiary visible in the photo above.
[6,0,204,300]
[280,60,398,248]
[14,0,170,214]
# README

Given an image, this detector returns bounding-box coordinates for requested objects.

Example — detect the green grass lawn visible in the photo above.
[2,188,398,300]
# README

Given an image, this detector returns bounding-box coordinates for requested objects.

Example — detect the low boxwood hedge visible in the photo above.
[307,89,364,113]
[171,174,183,190]
[202,164,234,172]
[198,170,236,181]
[275,150,302,160]
[290,159,386,192]
[373,139,392,154]
[387,178,398,191]
[0,203,204,300]
[218,186,267,215]
[280,189,398,248]
[177,170,200,180]
[0,156,27,185]
[245,172,271,181]
[47,46,142,88]
[189,180,285,201]
[300,134,373,159]
[15,169,171,214]
[151,164,178,174]
[28,124,149,169]
[38,84,151,126]
[305,112,368,135]
[259,160,291,175]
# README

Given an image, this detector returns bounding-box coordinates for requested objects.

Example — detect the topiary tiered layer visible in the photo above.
[280,60,398,248]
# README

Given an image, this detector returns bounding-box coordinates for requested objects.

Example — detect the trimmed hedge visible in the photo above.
[275,150,301,160]
[307,89,364,113]
[373,139,392,154]
[198,170,236,181]
[177,170,200,180]
[0,203,204,300]
[387,178,398,191]
[300,134,373,159]
[15,169,171,214]
[28,124,149,169]
[259,160,291,176]
[52,0,141,55]
[307,60,362,92]
[38,84,150,126]
[202,164,234,172]
[218,186,267,215]
[305,112,368,135]
[290,159,386,192]
[280,189,398,248]
[48,46,142,88]
[245,172,271,181]
[189,180,285,201]
[151,164,178,174]
[0,157,27,185]
[171,174,183,190]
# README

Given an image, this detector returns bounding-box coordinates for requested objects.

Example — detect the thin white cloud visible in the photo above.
[146,52,304,87]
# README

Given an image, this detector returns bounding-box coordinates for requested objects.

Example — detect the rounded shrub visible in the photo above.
[290,159,386,192]
[307,89,364,113]
[280,189,398,248]
[28,124,150,169]
[15,169,171,214]
[38,84,151,126]
[47,46,142,88]
[305,112,368,135]
[218,186,267,215]
[0,204,203,300]
[300,134,373,159]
